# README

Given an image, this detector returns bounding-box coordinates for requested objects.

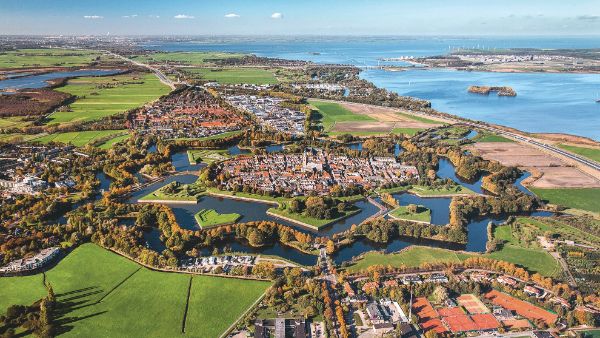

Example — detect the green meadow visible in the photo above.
[187,67,279,85]
[308,100,376,131]
[32,130,128,147]
[0,244,270,338]
[194,209,241,228]
[346,246,468,272]
[558,144,600,162]
[48,73,170,124]
[0,49,102,69]
[530,187,600,213]
[131,52,245,65]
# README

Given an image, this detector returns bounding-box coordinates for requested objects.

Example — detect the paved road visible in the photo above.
[103,50,181,90]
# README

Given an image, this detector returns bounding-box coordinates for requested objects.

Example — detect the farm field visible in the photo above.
[558,144,600,162]
[0,116,33,129]
[0,244,270,338]
[530,188,600,213]
[131,52,245,65]
[31,130,128,147]
[98,133,130,149]
[186,67,279,85]
[48,73,170,124]
[346,246,469,272]
[388,205,431,223]
[309,100,376,132]
[194,208,241,228]
[0,49,102,68]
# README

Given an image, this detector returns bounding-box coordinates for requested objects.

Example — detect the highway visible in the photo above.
[103,50,181,90]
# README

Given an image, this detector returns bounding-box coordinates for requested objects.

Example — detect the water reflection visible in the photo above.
[0,69,123,92]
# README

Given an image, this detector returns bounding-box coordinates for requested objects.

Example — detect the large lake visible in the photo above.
[142,36,600,140]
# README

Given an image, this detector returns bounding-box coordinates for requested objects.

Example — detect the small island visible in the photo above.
[468,86,517,97]
[388,204,431,224]
[194,208,241,228]
[138,181,205,204]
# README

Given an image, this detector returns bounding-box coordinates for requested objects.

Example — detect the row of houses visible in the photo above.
[0,247,60,274]
[225,95,305,136]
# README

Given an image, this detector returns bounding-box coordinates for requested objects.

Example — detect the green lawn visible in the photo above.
[98,133,131,149]
[474,132,514,143]
[194,209,241,228]
[308,100,376,132]
[268,206,360,228]
[31,130,128,147]
[187,149,230,165]
[580,329,600,338]
[558,144,600,162]
[0,116,33,129]
[389,205,431,223]
[48,73,170,124]
[530,187,600,213]
[139,182,205,202]
[346,246,468,272]
[131,52,245,65]
[396,112,440,124]
[187,68,279,85]
[488,224,561,277]
[0,244,270,338]
[0,49,102,68]
[390,128,424,136]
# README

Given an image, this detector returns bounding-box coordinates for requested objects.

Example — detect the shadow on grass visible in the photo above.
[52,285,108,335]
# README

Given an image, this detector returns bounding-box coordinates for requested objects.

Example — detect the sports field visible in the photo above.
[48,73,170,124]
[309,100,376,132]
[0,49,102,68]
[187,68,279,85]
[31,130,128,147]
[194,209,241,228]
[0,244,270,338]
[530,187,600,213]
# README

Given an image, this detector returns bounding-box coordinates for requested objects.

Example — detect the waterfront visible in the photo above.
[0,69,123,92]
[144,37,600,140]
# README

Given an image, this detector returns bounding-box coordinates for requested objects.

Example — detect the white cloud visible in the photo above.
[174,14,194,19]
[148,15,160,18]
[271,12,283,19]
[122,14,138,18]
[83,15,103,19]
[225,13,240,18]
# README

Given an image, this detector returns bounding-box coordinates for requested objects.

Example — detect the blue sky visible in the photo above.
[1,0,599,35]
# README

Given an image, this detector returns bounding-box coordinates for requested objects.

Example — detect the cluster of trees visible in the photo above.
[343,217,467,244]
[287,196,351,220]
[449,193,538,227]
[0,284,55,338]
[321,282,348,338]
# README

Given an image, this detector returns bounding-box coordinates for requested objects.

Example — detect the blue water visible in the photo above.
[142,36,600,140]
[0,69,123,92]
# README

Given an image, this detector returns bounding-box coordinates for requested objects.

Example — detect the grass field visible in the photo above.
[580,329,600,338]
[390,128,423,136]
[530,187,600,213]
[474,132,514,143]
[139,182,205,202]
[389,205,431,223]
[558,144,600,162]
[309,100,376,131]
[0,244,270,338]
[187,149,230,165]
[396,112,440,124]
[48,73,170,124]
[0,49,102,68]
[98,133,130,149]
[346,246,469,272]
[0,133,42,143]
[187,68,279,85]
[194,209,241,228]
[31,130,128,147]
[0,116,33,129]
[131,52,245,65]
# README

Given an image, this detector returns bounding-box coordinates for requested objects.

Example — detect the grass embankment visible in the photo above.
[488,224,561,277]
[187,149,230,165]
[409,185,475,196]
[139,182,205,202]
[268,206,360,229]
[0,244,270,338]
[558,144,600,162]
[388,205,431,223]
[0,49,103,68]
[48,73,170,124]
[396,112,440,124]
[473,132,514,143]
[31,130,129,148]
[186,68,279,85]
[131,52,245,65]
[194,209,241,229]
[530,187,600,213]
[308,99,376,132]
